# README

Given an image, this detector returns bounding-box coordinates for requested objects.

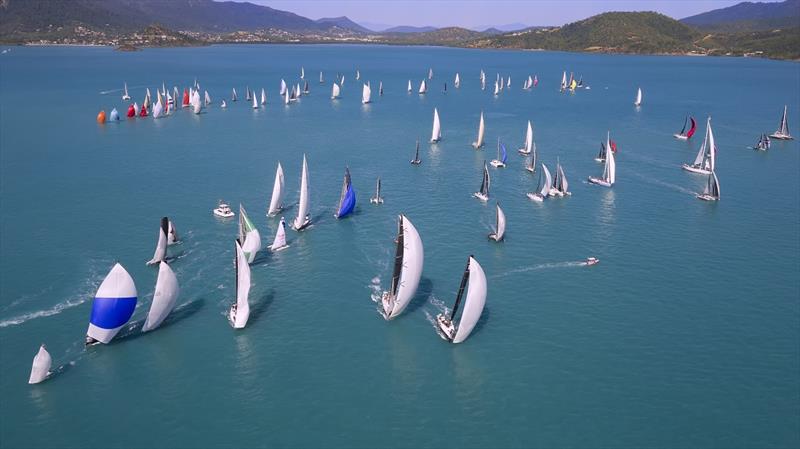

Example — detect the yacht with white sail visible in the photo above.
[769,105,793,140]
[146,217,170,265]
[430,108,441,143]
[331,82,341,100]
[362,83,371,104]
[751,133,771,151]
[552,159,571,196]
[267,162,285,216]
[697,170,720,202]
[518,121,534,155]
[473,162,490,202]
[228,240,251,329]
[269,217,289,251]
[411,140,422,165]
[122,82,130,101]
[28,344,52,384]
[634,87,642,107]
[682,117,716,175]
[292,154,312,231]
[472,112,485,149]
[588,133,616,187]
[381,215,424,320]
[141,262,179,332]
[418,79,427,94]
[527,163,552,202]
[370,177,384,204]
[436,256,487,344]
[488,202,506,242]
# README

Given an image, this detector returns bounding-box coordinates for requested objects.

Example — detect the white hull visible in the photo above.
[489,160,506,168]
[488,233,503,242]
[673,134,689,140]
[370,197,384,204]
[587,177,612,187]
[410,160,421,165]
[213,209,235,218]
[269,243,289,252]
[526,192,544,202]
[769,133,793,140]
[697,194,719,201]
[436,314,456,342]
[291,219,312,231]
[681,164,711,175]
[518,148,531,155]
[472,142,483,150]
[473,192,489,202]
[525,166,535,173]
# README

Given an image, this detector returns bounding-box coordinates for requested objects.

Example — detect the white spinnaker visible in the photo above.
[147,227,167,265]
[142,262,179,332]
[540,164,552,196]
[453,257,487,344]
[431,108,441,142]
[331,82,340,99]
[362,83,371,104]
[388,215,424,318]
[233,241,251,329]
[28,345,52,384]
[268,163,285,216]
[294,155,310,229]
[271,219,287,250]
[86,264,138,344]
[495,204,506,240]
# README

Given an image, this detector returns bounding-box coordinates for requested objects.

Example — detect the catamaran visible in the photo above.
[527,163,552,202]
[28,344,52,384]
[141,262,179,332]
[370,177,384,204]
[228,240,251,329]
[334,167,356,219]
[488,202,506,242]
[269,217,289,251]
[674,115,697,140]
[588,132,616,187]
[552,159,571,196]
[490,138,508,168]
[411,140,422,165]
[122,82,130,101]
[518,120,534,155]
[682,117,716,175]
[770,105,793,140]
[634,87,642,107]
[331,82,341,100]
[146,217,170,265]
[238,205,261,264]
[292,154,312,231]
[436,256,487,344]
[751,133,771,151]
[267,163,285,216]
[430,108,441,143]
[474,162,490,202]
[86,263,137,345]
[362,83,371,104]
[472,112,485,149]
[697,170,721,201]
[419,79,427,94]
[381,214,424,320]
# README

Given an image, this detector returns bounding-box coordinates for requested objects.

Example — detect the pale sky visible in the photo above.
[241,0,783,29]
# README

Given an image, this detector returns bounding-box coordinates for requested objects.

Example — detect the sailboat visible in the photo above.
[362,83,371,104]
[588,132,616,187]
[269,217,289,251]
[28,344,52,384]
[490,138,507,168]
[770,105,793,140]
[697,170,721,201]
[472,112,485,149]
[231,88,238,102]
[488,202,506,242]
[267,162,285,216]
[493,80,500,96]
[280,79,287,96]
[751,133,771,151]
[221,100,227,108]
[473,162,490,201]
[595,138,616,162]
[86,263,137,345]
[300,67,305,79]
[370,177,384,204]
[436,256,487,344]
[507,76,511,88]
[109,108,119,121]
[293,154,312,231]
[682,117,716,175]
[634,87,642,107]
[411,140,422,165]
[518,120,534,155]
[167,219,178,245]
[141,262,179,332]
[430,108,441,143]
[304,80,310,94]
[238,205,261,264]
[251,93,258,109]
[191,90,202,114]
[525,140,538,174]
[260,88,266,105]
[428,68,433,80]
[379,81,383,96]
[356,69,361,80]
[454,73,460,88]
[146,217,169,265]
[319,71,324,84]
[527,163,552,202]
[331,82,341,100]
[534,75,538,87]
[560,71,567,92]
[419,79,427,94]
[381,214,424,320]
[228,240,251,329]
[334,167,356,219]
[674,115,697,140]
[122,82,130,101]
[245,86,251,102]
[552,159,571,196]
[407,80,412,93]
[204,90,212,106]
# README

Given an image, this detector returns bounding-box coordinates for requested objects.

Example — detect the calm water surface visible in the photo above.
[1,44,799,448]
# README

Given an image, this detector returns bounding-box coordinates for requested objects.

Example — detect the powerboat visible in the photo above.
[585,257,599,266]
[213,201,235,218]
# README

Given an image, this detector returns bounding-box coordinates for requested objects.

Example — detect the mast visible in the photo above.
[389,216,405,297]
[234,240,239,309]
[450,257,472,321]
[415,140,420,161]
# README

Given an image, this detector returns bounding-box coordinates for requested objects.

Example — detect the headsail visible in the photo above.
[142,261,179,332]
[238,205,261,264]
[147,217,169,265]
[430,108,441,143]
[270,217,288,251]
[335,167,356,219]
[28,344,52,384]
[383,215,424,319]
[268,162,285,216]
[230,240,251,329]
[473,112,485,149]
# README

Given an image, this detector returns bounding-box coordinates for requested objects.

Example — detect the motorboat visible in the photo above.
[213,201,235,218]
[585,257,599,266]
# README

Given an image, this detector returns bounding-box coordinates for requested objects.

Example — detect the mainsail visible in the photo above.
[472,112,485,149]
[430,108,441,143]
[293,154,311,230]
[142,261,179,332]
[270,218,288,251]
[147,217,169,265]
[362,83,371,104]
[383,215,424,319]
[268,162,285,216]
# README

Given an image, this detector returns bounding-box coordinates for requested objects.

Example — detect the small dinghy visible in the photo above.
[411,140,422,165]
[490,138,507,168]
[472,112,485,149]
[28,344,52,384]
[769,105,793,140]
[697,170,721,202]
[682,117,716,175]
[673,115,697,140]
[436,256,487,344]
[141,261,179,332]
[238,205,261,264]
[430,108,441,143]
[370,177,383,204]
[269,217,289,251]
[488,202,506,242]
[292,154,312,231]
[527,163,552,202]
[334,167,356,219]
[267,162,285,216]
[228,240,251,329]
[589,133,616,187]
[381,215,424,320]
[473,162,490,202]
[86,263,137,345]
[214,201,234,218]
[146,217,170,265]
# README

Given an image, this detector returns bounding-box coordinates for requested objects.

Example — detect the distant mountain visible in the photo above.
[472,23,530,32]
[383,25,439,33]
[315,16,372,33]
[481,28,504,35]
[681,0,800,31]
[475,12,698,54]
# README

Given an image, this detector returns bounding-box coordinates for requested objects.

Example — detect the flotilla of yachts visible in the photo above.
[29,68,793,384]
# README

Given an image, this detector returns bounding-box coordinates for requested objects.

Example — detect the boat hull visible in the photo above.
[681,164,711,175]
[587,177,612,187]
[526,192,545,202]
[436,314,456,342]
[488,233,503,242]
[673,134,689,140]
[370,197,384,204]
[518,148,531,155]
[473,192,489,202]
[697,194,719,201]
[769,133,793,140]
[213,209,235,218]
[292,219,312,231]
[410,160,421,165]
[489,160,506,168]
[472,142,483,150]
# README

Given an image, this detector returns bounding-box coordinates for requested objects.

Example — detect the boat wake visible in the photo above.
[489,261,586,280]
[368,276,382,303]
[423,295,450,340]
[630,171,696,196]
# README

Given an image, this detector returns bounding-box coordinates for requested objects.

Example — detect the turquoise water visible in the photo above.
[1,44,798,448]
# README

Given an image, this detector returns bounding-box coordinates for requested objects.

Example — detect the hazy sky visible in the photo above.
[242,0,782,29]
